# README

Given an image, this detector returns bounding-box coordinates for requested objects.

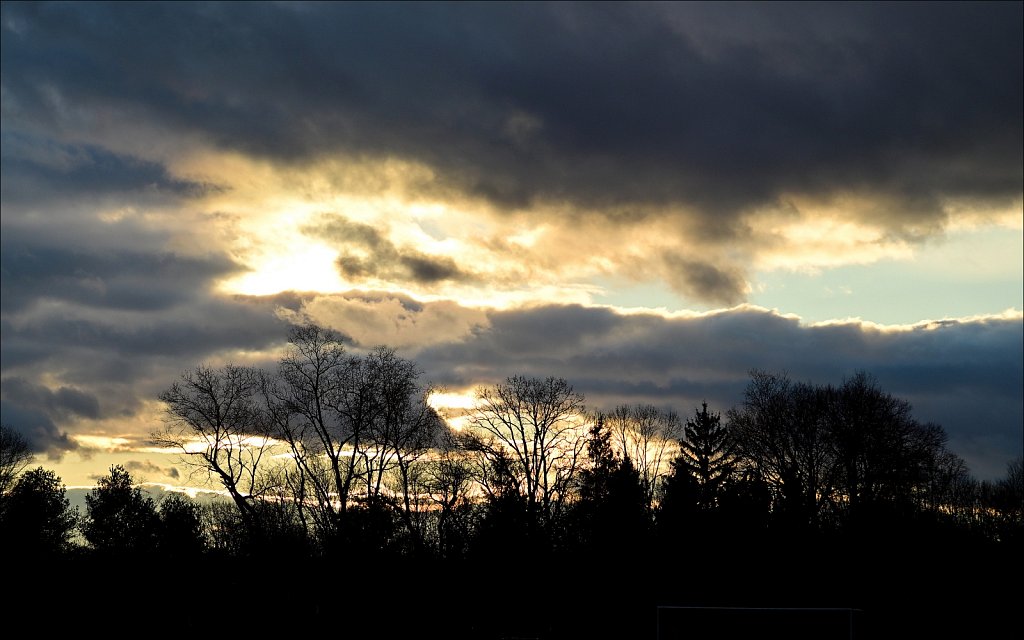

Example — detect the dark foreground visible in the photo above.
[9,537,1017,640]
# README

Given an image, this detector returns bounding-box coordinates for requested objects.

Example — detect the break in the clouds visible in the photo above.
[1,3,1020,485]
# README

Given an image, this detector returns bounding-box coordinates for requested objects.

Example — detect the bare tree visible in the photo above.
[155,364,277,533]
[731,370,968,529]
[0,424,33,497]
[604,404,681,504]
[827,372,951,519]
[271,326,442,546]
[465,375,588,532]
[728,371,835,526]
[271,324,355,541]
[359,347,440,501]
[420,431,477,557]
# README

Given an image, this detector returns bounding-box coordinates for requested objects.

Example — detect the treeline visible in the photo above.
[3,325,1022,637]
[1,324,1020,561]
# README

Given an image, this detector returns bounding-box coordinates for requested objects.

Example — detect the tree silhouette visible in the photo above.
[990,456,1024,545]
[728,372,835,529]
[269,327,441,551]
[358,347,444,551]
[0,467,77,555]
[155,364,277,540]
[157,492,207,556]
[420,433,476,558]
[470,444,531,554]
[465,375,588,538]
[604,405,681,506]
[270,323,356,542]
[675,402,736,510]
[659,402,742,547]
[0,424,33,499]
[83,465,159,554]
[572,417,650,551]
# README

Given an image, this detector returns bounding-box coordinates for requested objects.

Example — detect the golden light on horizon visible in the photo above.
[428,389,477,431]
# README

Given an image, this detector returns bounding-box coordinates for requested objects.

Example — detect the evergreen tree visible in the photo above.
[83,465,159,553]
[675,402,736,509]
[572,418,650,551]
[578,418,617,505]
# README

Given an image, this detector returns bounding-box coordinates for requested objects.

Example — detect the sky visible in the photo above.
[1,1,1021,485]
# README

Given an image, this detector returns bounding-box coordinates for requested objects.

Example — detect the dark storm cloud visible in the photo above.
[1,378,98,452]
[2,2,1019,227]
[2,295,289,377]
[0,131,214,205]
[0,290,291,450]
[0,377,100,421]
[0,241,244,313]
[303,215,474,285]
[415,305,1023,480]
[0,401,78,455]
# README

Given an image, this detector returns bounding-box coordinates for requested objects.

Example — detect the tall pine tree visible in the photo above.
[674,402,736,509]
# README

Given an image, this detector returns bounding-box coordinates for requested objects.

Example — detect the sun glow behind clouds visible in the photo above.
[428,389,478,431]
[223,243,347,295]
[182,148,1022,319]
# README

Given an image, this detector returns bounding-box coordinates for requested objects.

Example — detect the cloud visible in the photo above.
[3,291,289,371]
[0,3,1018,484]
[125,459,179,480]
[416,304,1023,480]
[0,288,291,452]
[0,401,78,456]
[2,2,1019,303]
[662,255,749,306]
[280,291,489,350]
[0,377,100,420]
[303,214,475,286]
[3,276,1018,480]
[0,131,214,206]
[0,241,243,314]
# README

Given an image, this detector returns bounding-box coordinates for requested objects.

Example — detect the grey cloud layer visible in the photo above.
[0,132,213,206]
[3,2,1019,219]
[2,277,1018,479]
[0,241,242,314]
[414,305,1022,480]
[1,257,290,454]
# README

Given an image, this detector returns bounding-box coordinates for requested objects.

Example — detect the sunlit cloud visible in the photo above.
[428,390,478,411]
[73,434,135,451]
